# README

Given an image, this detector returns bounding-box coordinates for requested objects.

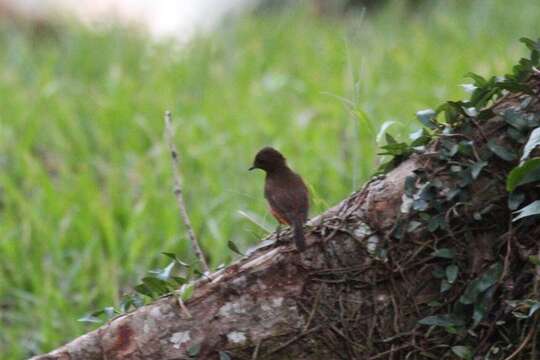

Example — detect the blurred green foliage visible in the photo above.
[0,0,539,358]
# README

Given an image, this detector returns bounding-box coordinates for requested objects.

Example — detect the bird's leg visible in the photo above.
[275,224,283,244]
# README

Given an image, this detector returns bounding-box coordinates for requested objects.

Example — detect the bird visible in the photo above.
[249,147,309,251]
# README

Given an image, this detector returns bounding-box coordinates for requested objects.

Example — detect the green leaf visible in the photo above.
[78,306,118,323]
[431,248,455,259]
[161,252,178,260]
[446,264,458,284]
[162,252,190,267]
[440,139,459,158]
[142,276,171,296]
[171,276,187,285]
[477,262,502,289]
[134,283,154,298]
[473,287,495,326]
[470,161,487,179]
[432,267,445,279]
[465,72,487,87]
[528,255,540,266]
[529,302,540,317]
[436,101,468,125]
[417,182,436,202]
[497,79,532,93]
[427,215,445,232]
[103,306,117,318]
[418,314,465,327]
[529,301,540,317]
[460,280,483,305]
[227,240,244,256]
[457,140,474,156]
[219,351,232,360]
[520,37,540,52]
[412,198,428,211]
[407,220,422,233]
[473,301,487,326]
[460,262,502,304]
[511,56,537,82]
[446,187,461,201]
[119,294,144,312]
[504,109,528,130]
[409,128,423,141]
[440,279,452,293]
[416,109,438,129]
[487,139,517,162]
[410,128,432,147]
[77,313,103,324]
[452,345,473,360]
[527,114,540,128]
[379,141,411,156]
[376,158,398,173]
[375,120,401,144]
[521,96,533,110]
[477,109,494,120]
[385,132,397,144]
[149,261,176,281]
[508,299,540,319]
[187,343,201,357]
[469,86,498,109]
[457,169,474,187]
[506,158,540,191]
[508,191,525,210]
[520,127,540,162]
[513,200,540,222]
[179,283,194,302]
[404,175,417,196]
[193,269,207,278]
[507,127,526,143]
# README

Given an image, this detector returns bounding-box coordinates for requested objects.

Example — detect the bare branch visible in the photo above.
[164,110,209,273]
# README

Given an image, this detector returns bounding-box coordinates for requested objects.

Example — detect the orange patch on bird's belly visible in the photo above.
[269,206,290,225]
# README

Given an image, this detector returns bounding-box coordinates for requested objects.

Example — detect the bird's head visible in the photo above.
[249,146,287,172]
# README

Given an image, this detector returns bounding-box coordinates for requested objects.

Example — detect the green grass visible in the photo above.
[1,0,539,357]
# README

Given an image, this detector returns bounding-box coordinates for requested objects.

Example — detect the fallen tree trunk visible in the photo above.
[33,71,540,360]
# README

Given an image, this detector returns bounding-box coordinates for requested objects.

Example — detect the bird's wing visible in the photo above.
[265,173,309,224]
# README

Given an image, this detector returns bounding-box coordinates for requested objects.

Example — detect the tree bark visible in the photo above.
[32,75,540,360]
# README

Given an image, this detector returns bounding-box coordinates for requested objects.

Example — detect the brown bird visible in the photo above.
[249,147,309,251]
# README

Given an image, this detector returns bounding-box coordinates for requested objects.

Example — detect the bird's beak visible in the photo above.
[248,166,256,171]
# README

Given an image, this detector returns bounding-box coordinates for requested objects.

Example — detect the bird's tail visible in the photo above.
[293,220,306,251]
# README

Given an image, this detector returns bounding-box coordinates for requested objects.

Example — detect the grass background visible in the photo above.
[1,0,539,357]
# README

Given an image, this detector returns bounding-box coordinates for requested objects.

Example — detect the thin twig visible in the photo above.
[501,219,513,282]
[262,325,321,358]
[531,247,540,360]
[303,285,324,332]
[251,339,262,360]
[504,319,537,360]
[368,343,413,359]
[175,294,192,319]
[164,111,209,272]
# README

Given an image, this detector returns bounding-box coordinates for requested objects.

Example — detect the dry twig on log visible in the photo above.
[164,111,209,273]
